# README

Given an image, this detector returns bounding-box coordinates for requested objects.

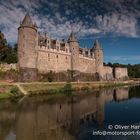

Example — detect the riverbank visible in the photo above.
[0,80,140,99]
[0,84,22,100]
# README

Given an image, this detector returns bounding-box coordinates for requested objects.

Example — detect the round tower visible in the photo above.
[68,31,79,71]
[92,39,103,79]
[17,13,38,82]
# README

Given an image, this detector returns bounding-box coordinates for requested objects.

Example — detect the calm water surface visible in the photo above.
[1,86,140,140]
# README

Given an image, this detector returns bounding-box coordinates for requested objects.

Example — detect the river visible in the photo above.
[1,85,140,140]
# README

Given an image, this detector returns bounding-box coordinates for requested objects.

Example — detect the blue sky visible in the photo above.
[0,0,140,64]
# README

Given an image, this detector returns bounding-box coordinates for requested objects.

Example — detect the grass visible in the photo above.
[0,85,13,93]
[0,80,139,99]
[20,83,65,92]
[21,81,135,96]
[28,83,72,96]
[0,85,22,100]
[0,93,12,99]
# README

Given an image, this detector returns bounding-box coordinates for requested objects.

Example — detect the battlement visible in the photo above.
[17,13,128,82]
[38,45,71,56]
[38,45,95,59]
[38,32,95,59]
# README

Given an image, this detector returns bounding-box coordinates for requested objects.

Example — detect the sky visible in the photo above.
[0,0,140,64]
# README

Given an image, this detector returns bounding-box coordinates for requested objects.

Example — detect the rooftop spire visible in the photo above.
[21,12,33,27]
[68,31,77,42]
[93,39,102,50]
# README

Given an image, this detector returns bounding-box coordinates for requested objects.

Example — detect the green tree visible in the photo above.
[0,31,8,60]
[0,31,17,63]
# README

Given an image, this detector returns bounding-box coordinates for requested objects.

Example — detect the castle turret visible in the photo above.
[17,13,38,82]
[68,31,79,71]
[92,39,103,79]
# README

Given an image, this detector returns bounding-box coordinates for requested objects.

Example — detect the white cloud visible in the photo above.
[105,55,140,63]
[95,13,138,37]
[0,3,25,42]
[0,0,140,44]
[0,0,42,42]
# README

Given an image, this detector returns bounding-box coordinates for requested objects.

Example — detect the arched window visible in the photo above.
[65,56,68,63]
[48,53,50,61]
[56,55,58,62]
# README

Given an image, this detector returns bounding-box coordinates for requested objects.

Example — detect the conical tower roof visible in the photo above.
[93,39,102,50]
[21,13,33,27]
[68,31,77,42]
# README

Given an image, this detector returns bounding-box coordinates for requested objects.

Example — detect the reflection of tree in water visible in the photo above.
[129,86,140,98]
[0,100,17,140]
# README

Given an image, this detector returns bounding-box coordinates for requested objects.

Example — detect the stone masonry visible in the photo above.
[17,13,128,82]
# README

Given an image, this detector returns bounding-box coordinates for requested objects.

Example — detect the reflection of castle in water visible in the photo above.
[0,88,129,140]
[15,88,129,140]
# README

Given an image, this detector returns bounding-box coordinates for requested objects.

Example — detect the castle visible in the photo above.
[17,13,128,82]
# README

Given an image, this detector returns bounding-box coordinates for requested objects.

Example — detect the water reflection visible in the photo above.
[1,86,140,140]
[0,100,16,140]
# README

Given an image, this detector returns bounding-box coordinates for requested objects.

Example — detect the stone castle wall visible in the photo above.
[79,55,96,73]
[36,46,97,74]
[17,13,129,82]
[114,67,128,80]
[37,48,71,73]
[102,66,114,80]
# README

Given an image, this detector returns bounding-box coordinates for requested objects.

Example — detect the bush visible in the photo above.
[10,86,21,96]
[63,82,72,96]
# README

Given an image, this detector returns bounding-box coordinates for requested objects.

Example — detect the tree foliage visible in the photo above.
[0,31,7,59]
[127,64,140,78]
[0,31,17,63]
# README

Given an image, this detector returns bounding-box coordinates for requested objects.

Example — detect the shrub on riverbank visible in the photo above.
[10,86,22,97]
[63,82,72,96]
[0,85,22,100]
